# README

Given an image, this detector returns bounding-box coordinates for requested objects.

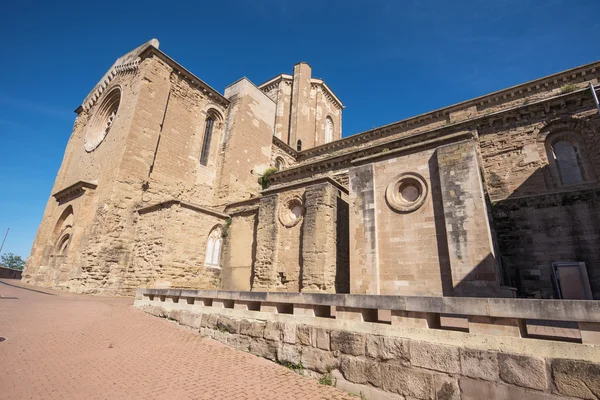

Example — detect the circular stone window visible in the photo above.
[385,172,428,213]
[84,87,121,152]
[279,196,304,228]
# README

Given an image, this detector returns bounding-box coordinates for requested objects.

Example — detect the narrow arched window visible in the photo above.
[200,116,215,166]
[296,140,302,152]
[325,117,334,143]
[56,234,70,256]
[274,157,285,171]
[551,140,584,185]
[205,227,222,268]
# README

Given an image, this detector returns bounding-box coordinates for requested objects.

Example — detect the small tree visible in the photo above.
[1,253,25,270]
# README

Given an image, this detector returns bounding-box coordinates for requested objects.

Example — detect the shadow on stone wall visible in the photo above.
[490,164,600,299]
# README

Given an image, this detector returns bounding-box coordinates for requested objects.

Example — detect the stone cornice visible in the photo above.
[257,74,344,109]
[270,86,597,185]
[310,78,344,109]
[269,129,474,186]
[262,175,349,196]
[141,47,229,108]
[136,199,229,219]
[53,181,97,204]
[299,63,600,160]
[272,136,298,160]
[298,85,598,163]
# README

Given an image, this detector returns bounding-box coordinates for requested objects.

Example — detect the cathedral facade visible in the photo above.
[23,39,600,300]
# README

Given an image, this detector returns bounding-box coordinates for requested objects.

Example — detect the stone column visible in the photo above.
[300,182,338,293]
[289,62,312,148]
[437,140,500,296]
[348,164,379,294]
[252,195,280,290]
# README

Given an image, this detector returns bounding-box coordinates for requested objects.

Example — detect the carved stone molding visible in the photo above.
[52,181,97,204]
[278,195,304,228]
[385,172,428,213]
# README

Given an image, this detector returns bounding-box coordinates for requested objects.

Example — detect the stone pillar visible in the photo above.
[300,182,338,293]
[437,140,500,296]
[348,164,379,294]
[289,62,312,148]
[252,195,280,290]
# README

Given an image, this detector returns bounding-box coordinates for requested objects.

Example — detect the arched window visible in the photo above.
[274,157,286,171]
[200,116,215,166]
[205,227,222,268]
[550,140,584,186]
[56,234,71,256]
[325,116,334,143]
[296,140,302,152]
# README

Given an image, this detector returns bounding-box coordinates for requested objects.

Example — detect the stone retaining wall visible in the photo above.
[136,299,600,400]
[0,267,22,280]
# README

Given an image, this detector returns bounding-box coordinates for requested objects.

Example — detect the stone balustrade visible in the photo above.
[136,288,600,345]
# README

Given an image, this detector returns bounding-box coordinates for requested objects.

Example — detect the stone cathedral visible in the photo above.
[23,39,600,300]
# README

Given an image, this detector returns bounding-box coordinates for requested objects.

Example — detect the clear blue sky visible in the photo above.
[0,0,598,260]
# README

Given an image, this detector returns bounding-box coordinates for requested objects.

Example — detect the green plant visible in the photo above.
[560,83,575,94]
[318,372,336,386]
[221,217,232,238]
[257,167,278,190]
[278,361,304,374]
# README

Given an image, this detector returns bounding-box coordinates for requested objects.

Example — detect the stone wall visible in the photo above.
[479,97,600,297]
[24,42,233,295]
[128,201,227,294]
[349,140,500,297]
[0,266,22,280]
[136,290,600,400]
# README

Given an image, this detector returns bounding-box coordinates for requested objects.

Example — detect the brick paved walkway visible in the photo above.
[0,280,353,400]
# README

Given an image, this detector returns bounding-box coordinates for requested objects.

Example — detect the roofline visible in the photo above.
[141,46,229,107]
[257,73,344,109]
[299,60,600,158]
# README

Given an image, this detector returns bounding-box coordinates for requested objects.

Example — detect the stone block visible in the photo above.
[263,321,281,341]
[380,362,434,399]
[168,309,181,322]
[410,341,460,374]
[278,344,302,365]
[315,328,330,350]
[216,316,240,334]
[460,377,561,400]
[300,346,339,373]
[200,313,219,329]
[365,335,408,362]
[249,338,278,361]
[282,322,297,344]
[330,330,365,356]
[552,359,600,398]
[178,311,203,330]
[239,319,264,338]
[435,374,460,400]
[339,356,380,387]
[228,334,251,352]
[296,325,315,346]
[498,353,548,391]
[150,306,167,318]
[460,348,499,381]
[212,330,229,344]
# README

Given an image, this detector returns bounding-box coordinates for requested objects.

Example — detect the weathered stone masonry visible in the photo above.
[23,38,600,301]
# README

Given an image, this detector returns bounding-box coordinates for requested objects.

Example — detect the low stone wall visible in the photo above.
[0,266,22,280]
[135,289,600,400]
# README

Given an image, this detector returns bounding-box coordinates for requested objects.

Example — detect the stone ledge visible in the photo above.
[137,302,600,400]
[135,288,600,324]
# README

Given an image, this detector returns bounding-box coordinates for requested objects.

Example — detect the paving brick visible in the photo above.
[0,280,354,400]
